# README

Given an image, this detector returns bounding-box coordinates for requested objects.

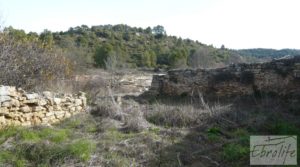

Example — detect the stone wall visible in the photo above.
[148,57,300,98]
[0,86,86,127]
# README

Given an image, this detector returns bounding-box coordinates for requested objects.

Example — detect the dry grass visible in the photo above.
[144,95,231,127]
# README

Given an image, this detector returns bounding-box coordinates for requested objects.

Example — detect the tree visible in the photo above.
[93,43,113,68]
[169,48,188,68]
[39,29,54,48]
[188,47,214,68]
[152,25,166,38]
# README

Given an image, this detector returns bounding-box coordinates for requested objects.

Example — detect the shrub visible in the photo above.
[222,143,249,161]
[0,33,73,90]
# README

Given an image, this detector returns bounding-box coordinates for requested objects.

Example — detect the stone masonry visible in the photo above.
[0,86,87,127]
[149,57,300,98]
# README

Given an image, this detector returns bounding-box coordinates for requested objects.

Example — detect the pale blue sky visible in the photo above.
[0,0,299,49]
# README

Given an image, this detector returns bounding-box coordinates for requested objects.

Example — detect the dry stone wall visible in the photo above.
[149,57,300,98]
[0,86,86,127]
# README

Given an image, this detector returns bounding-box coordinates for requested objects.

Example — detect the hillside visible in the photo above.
[4,25,249,70]
[237,48,300,59]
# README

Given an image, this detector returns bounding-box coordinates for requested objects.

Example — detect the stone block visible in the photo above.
[11,99,20,107]
[0,116,5,124]
[74,99,82,106]
[42,91,53,98]
[20,106,32,113]
[45,112,55,117]
[53,98,61,105]
[0,96,11,105]
[25,93,39,100]
[1,101,12,107]
[0,86,17,97]
[0,107,9,115]
[32,106,45,112]
[38,99,48,106]
[23,99,38,104]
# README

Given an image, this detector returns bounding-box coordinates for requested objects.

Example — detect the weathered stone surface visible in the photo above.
[0,96,11,103]
[20,106,32,113]
[11,99,20,107]
[32,106,45,112]
[43,91,53,98]
[149,57,300,98]
[25,93,39,100]
[0,86,87,128]
[53,98,61,105]
[23,99,38,104]
[38,99,48,106]
[74,99,82,106]
[0,116,5,124]
[0,86,17,97]
[1,101,12,107]
[0,107,9,115]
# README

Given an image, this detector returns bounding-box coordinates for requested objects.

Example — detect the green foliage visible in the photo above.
[206,127,221,141]
[0,126,20,144]
[94,43,113,68]
[222,143,249,161]
[2,24,246,70]
[68,140,96,161]
[0,126,95,166]
[267,121,300,135]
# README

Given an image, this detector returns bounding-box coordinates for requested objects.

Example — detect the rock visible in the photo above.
[38,99,48,106]
[1,101,12,107]
[0,116,6,124]
[74,99,82,106]
[32,116,42,125]
[53,98,61,105]
[32,106,45,112]
[33,112,45,118]
[78,91,86,97]
[20,106,31,113]
[43,91,53,98]
[0,96,11,103]
[80,96,87,107]
[0,86,17,97]
[0,86,87,127]
[21,122,31,126]
[11,99,20,107]
[65,112,71,118]
[76,106,82,112]
[45,112,55,117]
[0,107,9,115]
[25,93,39,100]
[23,99,38,104]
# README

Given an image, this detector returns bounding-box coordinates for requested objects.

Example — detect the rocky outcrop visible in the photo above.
[0,86,86,127]
[148,57,300,98]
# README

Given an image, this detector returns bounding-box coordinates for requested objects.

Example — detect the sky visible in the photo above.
[0,0,299,49]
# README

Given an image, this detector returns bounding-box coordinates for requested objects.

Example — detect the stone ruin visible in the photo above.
[149,57,300,98]
[0,86,87,127]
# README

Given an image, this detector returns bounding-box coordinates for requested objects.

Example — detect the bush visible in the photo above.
[0,33,73,90]
[222,143,249,161]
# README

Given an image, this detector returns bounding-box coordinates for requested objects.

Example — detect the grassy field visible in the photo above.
[0,93,299,166]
